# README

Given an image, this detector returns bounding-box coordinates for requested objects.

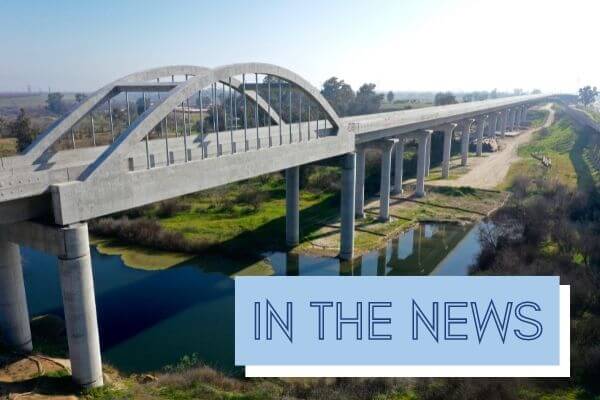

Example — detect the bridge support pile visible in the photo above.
[392,139,404,195]
[379,139,397,222]
[340,153,356,260]
[460,120,472,166]
[441,125,455,179]
[0,222,103,388]
[0,241,33,353]
[286,167,300,247]
[355,147,366,218]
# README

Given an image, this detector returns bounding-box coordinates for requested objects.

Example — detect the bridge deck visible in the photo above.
[0,94,549,224]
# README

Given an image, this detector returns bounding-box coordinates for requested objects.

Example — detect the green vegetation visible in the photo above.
[91,237,195,270]
[91,162,507,263]
[0,137,17,156]
[300,184,507,256]
[504,109,599,190]
[578,85,598,107]
[471,105,600,398]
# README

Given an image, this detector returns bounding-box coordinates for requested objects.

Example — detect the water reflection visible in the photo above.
[273,223,474,276]
[21,222,484,373]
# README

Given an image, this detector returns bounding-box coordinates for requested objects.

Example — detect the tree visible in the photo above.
[386,91,394,103]
[75,93,87,103]
[513,88,524,95]
[351,83,384,115]
[10,109,35,151]
[321,77,355,116]
[433,92,457,106]
[46,92,66,115]
[532,89,542,94]
[578,85,598,107]
[490,89,498,99]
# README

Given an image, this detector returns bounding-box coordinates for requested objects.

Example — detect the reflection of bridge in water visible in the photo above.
[0,63,551,387]
[283,223,471,276]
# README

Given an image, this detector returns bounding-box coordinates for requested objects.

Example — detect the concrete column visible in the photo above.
[285,166,300,246]
[340,152,356,260]
[500,110,508,137]
[515,108,522,128]
[58,223,103,388]
[521,106,528,123]
[475,115,486,156]
[487,113,497,137]
[392,139,404,195]
[441,126,453,179]
[424,133,431,176]
[379,139,397,222]
[416,133,429,197]
[460,120,472,166]
[0,241,32,353]
[510,108,517,131]
[354,147,366,218]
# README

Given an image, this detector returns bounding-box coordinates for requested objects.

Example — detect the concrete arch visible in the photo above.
[14,66,212,166]
[12,65,283,167]
[81,63,342,180]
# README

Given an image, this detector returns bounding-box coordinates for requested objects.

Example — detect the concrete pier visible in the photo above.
[392,139,404,195]
[285,166,300,246]
[441,125,454,179]
[58,223,103,388]
[416,132,429,197]
[475,115,486,156]
[500,109,508,137]
[0,241,32,353]
[379,139,397,221]
[340,152,356,260]
[355,147,366,218]
[515,108,522,128]
[510,108,517,131]
[460,120,472,166]
[487,113,497,137]
[522,106,528,123]
[424,133,431,176]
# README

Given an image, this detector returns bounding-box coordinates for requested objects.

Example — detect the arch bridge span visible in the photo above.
[0,62,552,388]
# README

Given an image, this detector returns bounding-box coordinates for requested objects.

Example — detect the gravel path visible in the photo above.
[429,103,554,189]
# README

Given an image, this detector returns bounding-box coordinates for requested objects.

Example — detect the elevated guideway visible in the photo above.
[0,63,552,388]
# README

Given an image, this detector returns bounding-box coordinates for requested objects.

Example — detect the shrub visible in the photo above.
[155,199,190,218]
[306,166,341,193]
[89,217,209,253]
[235,185,268,211]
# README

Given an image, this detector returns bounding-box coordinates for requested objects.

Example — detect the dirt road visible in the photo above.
[429,103,554,189]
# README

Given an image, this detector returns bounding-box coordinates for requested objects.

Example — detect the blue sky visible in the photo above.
[0,0,597,93]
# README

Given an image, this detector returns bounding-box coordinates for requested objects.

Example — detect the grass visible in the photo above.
[503,109,600,191]
[299,184,507,256]
[160,176,332,249]
[0,137,17,156]
[94,169,507,263]
[91,237,195,270]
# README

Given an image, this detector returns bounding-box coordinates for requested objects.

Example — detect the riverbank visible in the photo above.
[0,104,575,400]
[468,109,600,397]
[91,106,552,268]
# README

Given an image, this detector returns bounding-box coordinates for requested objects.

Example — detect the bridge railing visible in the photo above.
[76,63,345,180]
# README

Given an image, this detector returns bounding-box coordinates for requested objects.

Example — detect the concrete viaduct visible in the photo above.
[0,63,550,387]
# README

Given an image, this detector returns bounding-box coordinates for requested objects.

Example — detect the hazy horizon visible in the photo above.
[1,0,597,94]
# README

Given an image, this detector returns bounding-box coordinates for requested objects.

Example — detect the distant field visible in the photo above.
[380,100,432,112]
[504,108,600,191]
[0,92,77,108]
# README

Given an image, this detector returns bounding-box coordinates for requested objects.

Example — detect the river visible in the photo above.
[20,221,486,374]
